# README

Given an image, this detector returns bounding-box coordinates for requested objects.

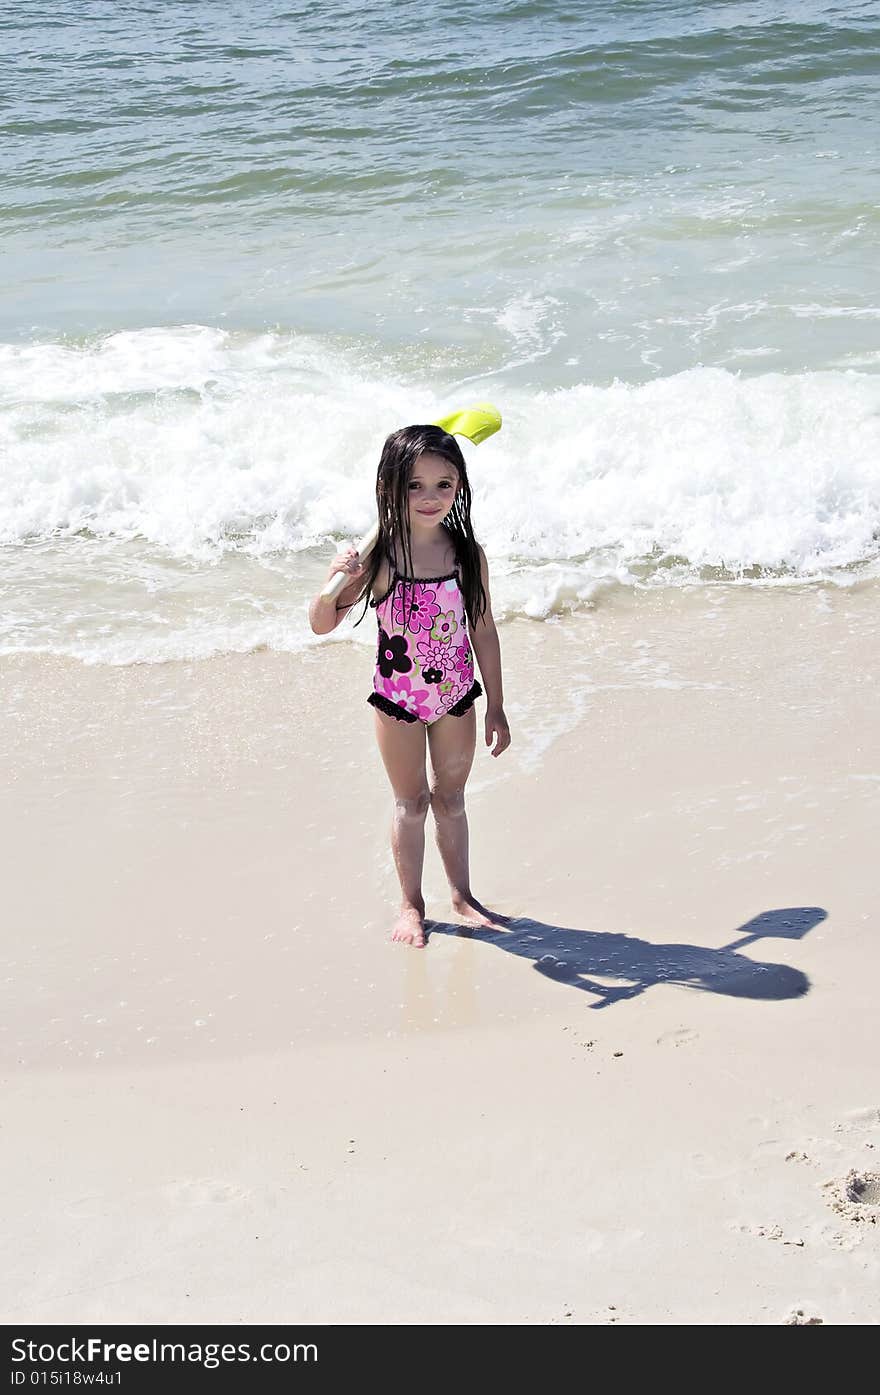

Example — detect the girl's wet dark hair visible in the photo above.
[353,423,488,629]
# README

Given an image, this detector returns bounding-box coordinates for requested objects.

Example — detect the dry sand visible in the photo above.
[2,579,878,1324]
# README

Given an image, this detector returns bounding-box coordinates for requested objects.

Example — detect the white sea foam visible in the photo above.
[2,328,880,661]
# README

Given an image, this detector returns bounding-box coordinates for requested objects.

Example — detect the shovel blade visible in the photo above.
[433,401,502,445]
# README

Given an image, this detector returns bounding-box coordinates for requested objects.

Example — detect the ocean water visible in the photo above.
[3,0,880,662]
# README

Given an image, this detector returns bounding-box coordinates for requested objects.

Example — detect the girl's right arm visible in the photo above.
[309,546,366,634]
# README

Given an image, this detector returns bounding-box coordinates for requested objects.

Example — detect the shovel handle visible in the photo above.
[319,522,380,601]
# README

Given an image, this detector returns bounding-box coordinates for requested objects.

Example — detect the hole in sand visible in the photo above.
[845,1172,880,1206]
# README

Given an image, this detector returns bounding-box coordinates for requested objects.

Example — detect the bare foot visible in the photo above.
[451,893,511,931]
[390,905,426,948]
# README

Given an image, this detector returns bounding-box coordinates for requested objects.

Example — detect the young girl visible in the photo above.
[309,424,511,948]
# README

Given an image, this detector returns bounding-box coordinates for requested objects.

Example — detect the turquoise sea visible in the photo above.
[3,0,880,661]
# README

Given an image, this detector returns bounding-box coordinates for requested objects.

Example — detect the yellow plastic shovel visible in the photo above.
[320,401,501,601]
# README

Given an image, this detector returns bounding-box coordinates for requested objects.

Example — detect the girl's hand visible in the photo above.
[327,545,365,584]
[485,705,511,758]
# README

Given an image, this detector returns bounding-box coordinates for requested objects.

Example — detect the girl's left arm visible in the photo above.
[471,546,511,757]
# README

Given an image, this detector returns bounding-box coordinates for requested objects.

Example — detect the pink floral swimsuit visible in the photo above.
[367,566,482,725]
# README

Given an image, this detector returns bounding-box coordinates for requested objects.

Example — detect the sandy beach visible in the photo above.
[2,578,878,1324]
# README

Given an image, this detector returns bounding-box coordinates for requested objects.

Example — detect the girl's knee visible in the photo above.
[394,789,430,823]
[430,783,466,817]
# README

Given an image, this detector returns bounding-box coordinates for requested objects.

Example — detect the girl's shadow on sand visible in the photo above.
[425,907,826,1009]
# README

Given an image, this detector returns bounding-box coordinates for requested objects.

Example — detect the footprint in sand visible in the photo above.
[656,1027,699,1047]
[772,1107,879,1170]
[161,1178,250,1206]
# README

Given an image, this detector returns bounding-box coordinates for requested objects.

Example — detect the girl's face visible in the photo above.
[407,451,459,532]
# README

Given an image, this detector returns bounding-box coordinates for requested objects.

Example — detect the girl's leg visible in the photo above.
[373,709,429,946]
[427,707,509,929]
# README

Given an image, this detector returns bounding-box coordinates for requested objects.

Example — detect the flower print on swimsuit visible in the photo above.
[430,609,458,644]
[377,672,433,722]
[415,636,452,684]
[449,642,473,679]
[376,628,411,680]
[391,582,440,636]
[436,676,469,714]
